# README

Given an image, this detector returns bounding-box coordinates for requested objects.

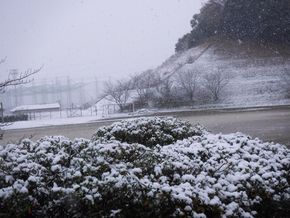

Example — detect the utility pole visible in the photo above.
[42,79,48,104]
[10,69,19,107]
[32,81,38,104]
[0,102,4,123]
[79,78,85,106]
[55,77,62,106]
[95,77,98,98]
[54,77,59,103]
[67,76,72,108]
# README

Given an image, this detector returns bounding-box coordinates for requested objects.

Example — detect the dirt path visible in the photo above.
[2,107,290,147]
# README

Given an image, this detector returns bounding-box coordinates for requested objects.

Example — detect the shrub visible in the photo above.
[155,133,290,217]
[0,136,161,217]
[0,117,289,217]
[3,114,28,123]
[92,117,204,147]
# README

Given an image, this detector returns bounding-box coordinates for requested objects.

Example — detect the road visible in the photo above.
[2,107,290,147]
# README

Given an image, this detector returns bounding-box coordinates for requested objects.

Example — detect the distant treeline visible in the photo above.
[176,0,290,52]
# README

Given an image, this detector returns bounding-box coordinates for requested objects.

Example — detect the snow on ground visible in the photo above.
[153,40,290,107]
[3,116,99,130]
[3,108,157,130]
[3,102,290,131]
[2,114,125,130]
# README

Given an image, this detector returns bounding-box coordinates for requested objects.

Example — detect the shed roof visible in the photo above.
[11,103,60,113]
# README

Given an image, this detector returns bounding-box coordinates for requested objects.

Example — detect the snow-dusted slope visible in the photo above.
[153,43,211,79]
[153,39,290,107]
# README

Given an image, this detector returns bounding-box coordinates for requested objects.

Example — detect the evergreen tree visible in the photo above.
[222,0,290,43]
[175,0,290,52]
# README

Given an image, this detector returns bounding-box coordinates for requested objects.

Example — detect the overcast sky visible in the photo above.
[0,0,204,83]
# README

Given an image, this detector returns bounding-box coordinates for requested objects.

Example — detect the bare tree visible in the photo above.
[0,57,42,139]
[103,80,131,112]
[0,58,42,93]
[154,78,176,106]
[131,70,158,106]
[203,69,229,102]
[176,70,199,102]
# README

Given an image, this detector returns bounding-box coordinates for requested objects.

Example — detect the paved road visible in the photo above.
[2,107,290,147]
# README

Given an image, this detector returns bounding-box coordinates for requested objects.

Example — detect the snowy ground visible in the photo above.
[2,114,124,130]
[3,116,99,130]
[2,106,290,147]
[153,40,290,108]
[3,103,290,131]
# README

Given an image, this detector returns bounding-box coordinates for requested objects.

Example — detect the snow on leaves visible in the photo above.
[92,116,203,147]
[0,117,289,217]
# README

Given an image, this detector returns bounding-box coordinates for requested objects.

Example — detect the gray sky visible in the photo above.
[0,0,203,82]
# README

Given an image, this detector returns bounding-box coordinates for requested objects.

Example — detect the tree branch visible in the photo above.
[0,65,43,92]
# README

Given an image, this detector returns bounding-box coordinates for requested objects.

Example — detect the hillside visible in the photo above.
[99,0,290,111]
[175,0,290,52]
[152,38,290,107]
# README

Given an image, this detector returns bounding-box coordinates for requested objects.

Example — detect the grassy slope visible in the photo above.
[152,38,290,107]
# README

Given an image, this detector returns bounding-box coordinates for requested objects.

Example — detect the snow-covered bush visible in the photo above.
[154,133,290,217]
[0,136,161,217]
[0,117,289,217]
[0,136,90,217]
[92,116,203,147]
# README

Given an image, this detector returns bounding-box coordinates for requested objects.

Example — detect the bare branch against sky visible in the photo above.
[0,66,43,93]
[0,0,203,82]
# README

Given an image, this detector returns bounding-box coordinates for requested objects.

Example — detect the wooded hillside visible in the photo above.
[176,0,290,52]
